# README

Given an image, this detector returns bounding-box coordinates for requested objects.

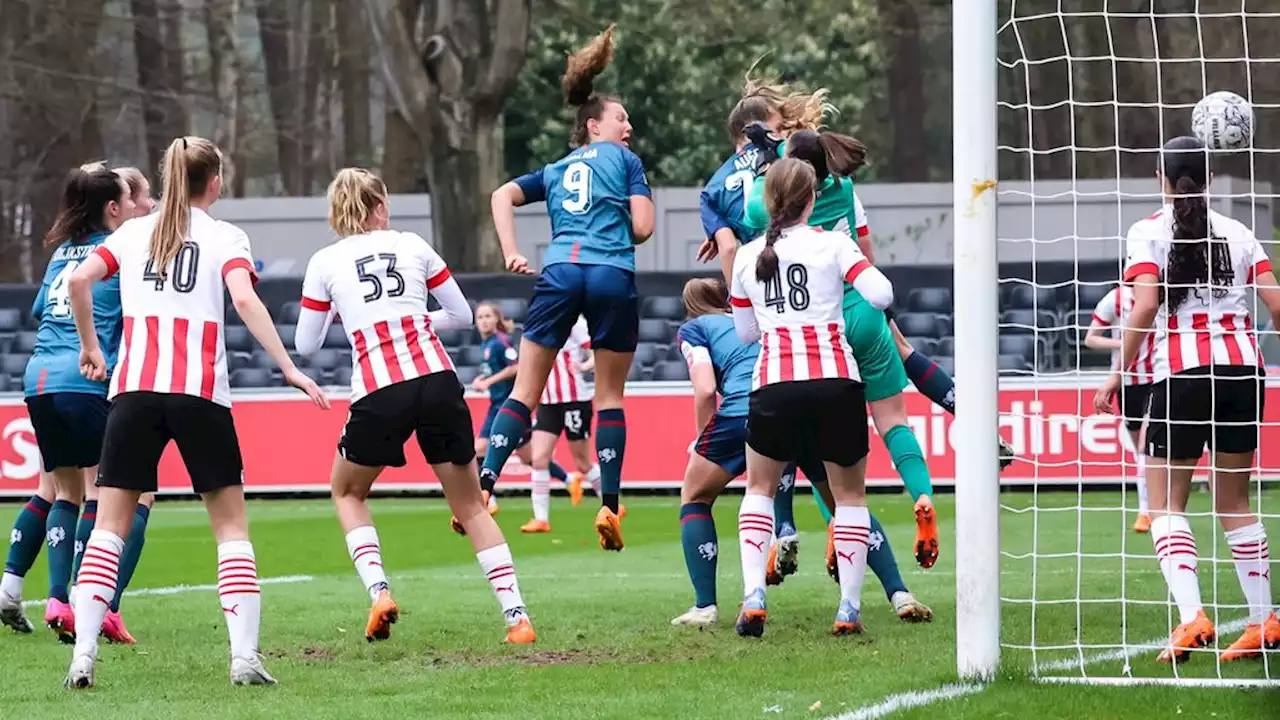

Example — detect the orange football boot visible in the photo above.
[1156,610,1216,664]
[365,589,399,642]
[914,498,939,569]
[595,506,624,551]
[1133,514,1152,534]
[567,473,585,507]
[451,491,497,536]
[765,542,783,586]
[826,520,838,583]
[505,617,536,644]
[520,519,551,534]
[1221,612,1280,661]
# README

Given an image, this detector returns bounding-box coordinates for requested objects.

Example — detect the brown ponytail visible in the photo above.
[682,277,731,319]
[563,25,620,147]
[151,136,221,278]
[756,158,816,283]
[817,132,868,176]
[44,168,126,247]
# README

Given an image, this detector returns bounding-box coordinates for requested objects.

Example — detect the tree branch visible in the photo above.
[477,0,529,114]
[363,0,434,144]
[422,34,463,99]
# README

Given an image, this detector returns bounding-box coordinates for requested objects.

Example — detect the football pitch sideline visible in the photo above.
[1,492,1276,720]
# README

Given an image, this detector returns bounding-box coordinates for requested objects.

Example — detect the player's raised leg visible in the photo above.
[330,454,396,641]
[1,472,54,633]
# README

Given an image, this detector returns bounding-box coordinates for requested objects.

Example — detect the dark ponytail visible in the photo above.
[1161,136,1227,314]
[756,158,816,283]
[785,129,868,184]
[44,168,126,247]
[563,25,619,147]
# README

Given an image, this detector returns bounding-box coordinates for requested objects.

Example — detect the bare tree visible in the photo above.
[257,0,303,194]
[299,0,332,192]
[877,0,928,181]
[364,0,530,271]
[335,0,373,168]
[206,0,244,191]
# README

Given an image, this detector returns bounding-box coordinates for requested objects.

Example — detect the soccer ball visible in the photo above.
[1191,91,1254,150]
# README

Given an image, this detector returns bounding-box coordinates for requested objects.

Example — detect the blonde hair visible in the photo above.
[113,166,148,200]
[327,168,388,237]
[740,59,836,135]
[151,136,221,277]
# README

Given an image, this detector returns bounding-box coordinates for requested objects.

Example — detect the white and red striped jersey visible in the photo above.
[1123,205,1272,380]
[1092,286,1156,385]
[729,225,883,389]
[95,209,256,408]
[829,191,870,240]
[541,316,592,405]
[300,230,456,402]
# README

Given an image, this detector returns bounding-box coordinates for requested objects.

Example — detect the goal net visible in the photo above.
[954,1,1279,686]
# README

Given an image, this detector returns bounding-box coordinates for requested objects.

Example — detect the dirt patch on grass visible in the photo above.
[300,646,335,661]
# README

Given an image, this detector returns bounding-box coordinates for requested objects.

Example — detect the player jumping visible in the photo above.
[485,25,653,550]
[295,168,535,645]
[671,277,931,626]
[64,135,329,688]
[1095,136,1280,663]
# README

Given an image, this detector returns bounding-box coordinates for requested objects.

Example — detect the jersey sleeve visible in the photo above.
[729,250,752,309]
[677,320,712,367]
[1246,234,1273,282]
[1092,289,1118,326]
[623,150,652,198]
[852,191,870,237]
[742,179,769,234]
[300,251,331,312]
[837,236,872,284]
[512,170,546,204]
[418,236,452,290]
[221,224,259,283]
[699,187,730,239]
[1122,223,1159,283]
[95,232,126,279]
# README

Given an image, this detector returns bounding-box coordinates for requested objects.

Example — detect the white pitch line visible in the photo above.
[822,683,987,720]
[19,574,313,608]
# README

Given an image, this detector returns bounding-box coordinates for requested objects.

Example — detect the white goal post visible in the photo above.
[956,1,1279,687]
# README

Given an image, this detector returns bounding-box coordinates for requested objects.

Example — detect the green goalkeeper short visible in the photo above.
[842,284,909,403]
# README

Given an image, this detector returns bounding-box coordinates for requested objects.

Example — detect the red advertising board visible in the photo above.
[1,380,1277,497]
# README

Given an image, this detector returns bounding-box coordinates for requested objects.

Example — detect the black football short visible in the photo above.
[534,401,593,441]
[26,393,110,472]
[340,372,475,468]
[1146,365,1264,461]
[98,392,243,495]
[747,378,868,468]
[1118,383,1154,434]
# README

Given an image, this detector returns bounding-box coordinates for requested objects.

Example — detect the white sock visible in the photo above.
[72,530,124,658]
[585,464,601,494]
[531,469,551,522]
[833,505,871,610]
[737,493,774,597]
[1135,454,1149,513]
[0,571,22,599]
[1226,522,1272,624]
[1151,515,1202,624]
[217,540,262,659]
[345,526,388,601]
[477,543,526,622]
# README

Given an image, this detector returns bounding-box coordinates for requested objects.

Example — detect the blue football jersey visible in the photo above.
[513,142,651,272]
[480,332,518,403]
[677,313,758,418]
[699,145,763,244]
[25,233,122,397]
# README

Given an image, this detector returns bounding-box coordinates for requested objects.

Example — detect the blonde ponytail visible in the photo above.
[150,136,221,278]
[327,168,389,237]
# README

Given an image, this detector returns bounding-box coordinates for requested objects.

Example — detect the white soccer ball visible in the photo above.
[1191,91,1254,150]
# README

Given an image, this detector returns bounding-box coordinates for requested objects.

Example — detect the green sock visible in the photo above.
[884,425,933,501]
[45,500,79,603]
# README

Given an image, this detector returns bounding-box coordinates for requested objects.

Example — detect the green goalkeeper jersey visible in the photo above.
[741,141,860,236]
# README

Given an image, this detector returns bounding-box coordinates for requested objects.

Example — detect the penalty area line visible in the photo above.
[821,682,987,720]
[20,574,313,608]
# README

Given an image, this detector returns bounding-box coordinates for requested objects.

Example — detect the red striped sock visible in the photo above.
[1226,522,1272,624]
[738,493,774,596]
[833,506,871,610]
[1151,515,1202,624]
[217,541,262,659]
[73,530,123,657]
[345,526,388,600]
[477,543,525,619]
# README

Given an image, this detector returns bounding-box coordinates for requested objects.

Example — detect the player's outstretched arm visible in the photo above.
[294,306,333,356]
[426,272,474,331]
[227,268,330,409]
[69,252,110,382]
[491,181,534,274]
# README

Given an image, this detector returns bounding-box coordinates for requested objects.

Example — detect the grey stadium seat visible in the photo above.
[653,361,690,381]
[0,309,21,332]
[999,335,1039,359]
[1072,282,1114,312]
[332,366,353,387]
[998,353,1034,374]
[895,313,940,338]
[496,298,529,323]
[460,345,487,367]
[642,296,685,321]
[638,318,670,344]
[906,288,951,314]
[277,301,301,324]
[1005,283,1060,311]
[905,336,937,355]
[935,336,955,357]
[309,349,343,372]
[225,325,253,353]
[14,332,37,355]
[230,368,272,388]
[454,365,480,385]
[323,325,348,349]
[632,343,661,368]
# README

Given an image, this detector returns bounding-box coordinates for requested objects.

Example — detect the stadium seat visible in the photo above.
[934,336,955,357]
[2,355,27,380]
[998,353,1034,374]
[667,343,686,362]
[999,309,1058,335]
[906,288,951,314]
[626,362,648,382]
[933,355,955,376]
[632,343,661,368]
[652,361,690,381]
[905,336,937,355]
[227,352,252,372]
[250,352,277,370]
[279,301,302,325]
[454,365,480,385]
[323,325,348,349]
[14,332,37,355]
[1005,283,1060,311]
[895,312,939,338]
[638,318,670,344]
[276,324,297,349]
[0,374,10,392]
[457,345,485,367]
[642,296,685,321]
[332,366,353,387]
[230,368,272,388]
[436,328,466,349]
[999,335,1039,359]
[1072,282,1114,312]
[1066,310,1095,346]
[0,308,21,332]
[309,349,343,372]
[496,298,529,323]
[225,325,253,353]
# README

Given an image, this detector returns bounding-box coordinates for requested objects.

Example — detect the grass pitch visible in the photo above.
[1,490,1276,719]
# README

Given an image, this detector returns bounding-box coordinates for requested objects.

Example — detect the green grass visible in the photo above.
[1,491,1277,719]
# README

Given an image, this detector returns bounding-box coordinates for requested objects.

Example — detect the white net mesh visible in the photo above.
[996,1,1279,685]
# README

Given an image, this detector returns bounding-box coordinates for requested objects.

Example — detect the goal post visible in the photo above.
[952,0,1002,682]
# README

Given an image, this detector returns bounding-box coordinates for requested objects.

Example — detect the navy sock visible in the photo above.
[70,500,97,584]
[111,505,150,613]
[773,463,797,538]
[596,409,626,513]
[4,495,50,579]
[679,503,718,608]
[866,513,909,600]
[548,461,567,483]
[904,351,956,415]
[45,500,79,603]
[480,400,533,490]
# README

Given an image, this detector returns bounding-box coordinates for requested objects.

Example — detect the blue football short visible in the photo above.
[25,392,110,472]
[522,263,639,353]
